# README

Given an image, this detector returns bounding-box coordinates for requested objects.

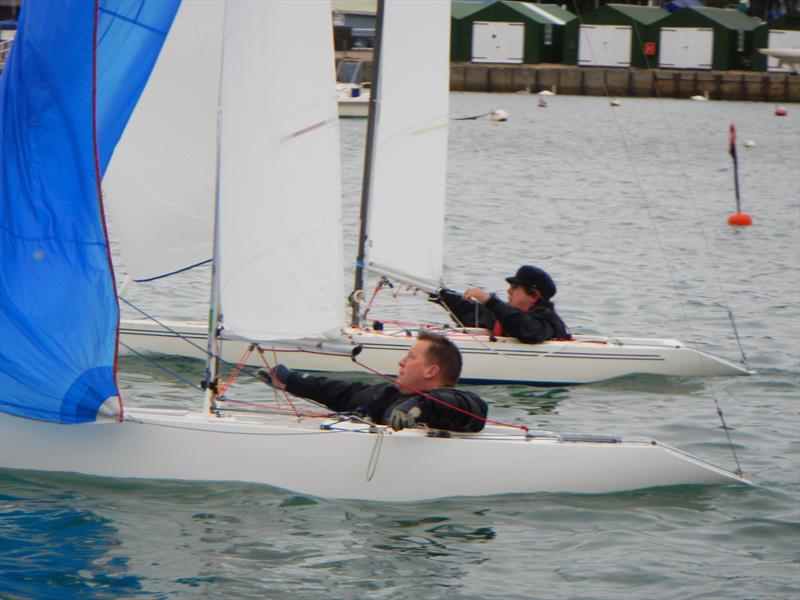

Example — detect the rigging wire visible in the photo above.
[569,0,749,368]
[118,341,202,390]
[120,297,213,359]
[568,0,745,476]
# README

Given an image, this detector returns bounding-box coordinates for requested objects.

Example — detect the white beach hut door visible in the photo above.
[471,21,524,64]
[659,27,713,69]
[578,25,632,67]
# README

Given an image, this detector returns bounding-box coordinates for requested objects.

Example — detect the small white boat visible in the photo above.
[758,47,800,73]
[337,83,369,118]
[0,409,747,502]
[336,58,369,118]
[119,319,751,385]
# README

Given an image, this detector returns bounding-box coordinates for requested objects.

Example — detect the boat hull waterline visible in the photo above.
[119,319,751,385]
[0,409,747,501]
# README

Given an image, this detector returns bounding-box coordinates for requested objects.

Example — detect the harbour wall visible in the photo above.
[450,63,800,103]
[337,51,799,102]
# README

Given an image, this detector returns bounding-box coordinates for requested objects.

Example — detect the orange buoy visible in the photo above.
[775,107,788,116]
[728,213,753,227]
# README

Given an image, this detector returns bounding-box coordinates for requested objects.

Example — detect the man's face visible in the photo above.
[507,284,537,311]
[396,339,435,393]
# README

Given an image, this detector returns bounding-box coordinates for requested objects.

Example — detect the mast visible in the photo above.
[350,0,386,327]
[202,106,223,416]
[202,6,229,416]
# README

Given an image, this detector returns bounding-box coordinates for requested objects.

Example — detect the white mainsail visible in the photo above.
[216,1,344,342]
[362,0,450,291]
[103,1,224,281]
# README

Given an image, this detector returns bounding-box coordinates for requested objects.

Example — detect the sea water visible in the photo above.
[1,93,798,599]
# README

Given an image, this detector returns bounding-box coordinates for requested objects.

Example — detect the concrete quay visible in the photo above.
[450,62,800,103]
[336,51,799,102]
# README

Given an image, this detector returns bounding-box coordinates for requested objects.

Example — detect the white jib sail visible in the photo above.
[217,1,344,342]
[364,0,451,291]
[103,1,224,281]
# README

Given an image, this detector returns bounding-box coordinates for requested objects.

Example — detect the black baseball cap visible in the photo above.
[505,265,557,299]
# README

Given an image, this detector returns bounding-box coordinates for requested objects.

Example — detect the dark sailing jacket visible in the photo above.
[285,372,488,432]
[436,289,571,344]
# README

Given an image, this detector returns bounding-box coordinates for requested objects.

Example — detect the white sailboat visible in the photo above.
[120,320,749,386]
[337,58,370,118]
[115,1,751,386]
[0,0,749,500]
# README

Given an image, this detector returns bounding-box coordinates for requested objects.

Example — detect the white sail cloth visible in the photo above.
[217,2,343,341]
[363,0,451,291]
[103,1,223,281]
[105,1,344,342]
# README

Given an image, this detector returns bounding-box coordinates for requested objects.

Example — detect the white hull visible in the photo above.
[337,83,369,118]
[338,97,369,118]
[119,319,751,385]
[0,409,747,501]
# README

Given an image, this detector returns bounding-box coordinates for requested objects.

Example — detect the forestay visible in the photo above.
[363,0,450,291]
[103,1,223,282]
[0,1,180,423]
[216,2,344,342]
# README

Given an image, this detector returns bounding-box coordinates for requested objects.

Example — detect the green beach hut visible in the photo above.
[564,4,668,68]
[453,0,577,64]
[657,7,761,70]
[451,1,493,62]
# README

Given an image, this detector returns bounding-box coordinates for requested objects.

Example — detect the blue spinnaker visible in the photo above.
[0,1,180,423]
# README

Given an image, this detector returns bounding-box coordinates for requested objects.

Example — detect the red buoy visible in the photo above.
[728,213,753,227]
[775,107,788,116]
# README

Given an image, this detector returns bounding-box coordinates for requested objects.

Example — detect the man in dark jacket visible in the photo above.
[256,331,488,432]
[431,265,570,344]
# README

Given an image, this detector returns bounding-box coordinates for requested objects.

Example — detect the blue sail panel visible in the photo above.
[0,1,180,423]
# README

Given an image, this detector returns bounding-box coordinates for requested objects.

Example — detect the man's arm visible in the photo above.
[284,372,377,414]
[432,288,495,329]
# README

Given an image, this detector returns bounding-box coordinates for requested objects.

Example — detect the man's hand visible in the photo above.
[388,399,422,431]
[463,287,490,304]
[256,365,291,391]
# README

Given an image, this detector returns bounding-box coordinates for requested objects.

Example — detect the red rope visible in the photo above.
[217,398,332,418]
[352,357,529,432]
[360,279,387,322]
[214,346,322,419]
[215,342,528,432]
[256,347,302,417]
[217,345,254,395]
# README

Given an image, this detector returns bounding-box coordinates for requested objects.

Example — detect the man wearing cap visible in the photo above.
[431,265,571,344]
